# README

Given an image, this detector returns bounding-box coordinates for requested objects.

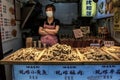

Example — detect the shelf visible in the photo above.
[0,60,120,65]
[94,14,114,19]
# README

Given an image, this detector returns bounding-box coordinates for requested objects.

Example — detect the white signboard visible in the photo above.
[0,0,17,42]
[13,65,120,80]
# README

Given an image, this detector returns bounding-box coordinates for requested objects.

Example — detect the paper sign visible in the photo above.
[73,29,83,38]
[80,26,90,34]
[13,65,120,80]
[104,41,115,47]
[90,43,100,47]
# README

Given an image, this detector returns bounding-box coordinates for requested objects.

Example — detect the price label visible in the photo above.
[90,43,100,47]
[73,29,83,38]
[104,41,115,47]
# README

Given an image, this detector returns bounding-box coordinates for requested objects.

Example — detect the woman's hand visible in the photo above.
[39,25,59,35]
[39,27,48,35]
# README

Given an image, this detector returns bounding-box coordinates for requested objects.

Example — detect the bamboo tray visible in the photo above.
[39,48,81,61]
[76,47,120,61]
[1,48,45,61]
[101,46,120,59]
[0,47,120,65]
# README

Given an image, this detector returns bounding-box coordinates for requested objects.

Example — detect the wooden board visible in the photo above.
[0,47,120,65]
[76,47,119,61]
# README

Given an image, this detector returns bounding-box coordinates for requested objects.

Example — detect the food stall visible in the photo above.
[0,0,120,80]
[1,43,120,80]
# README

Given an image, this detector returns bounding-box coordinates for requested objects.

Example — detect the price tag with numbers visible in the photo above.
[104,41,115,47]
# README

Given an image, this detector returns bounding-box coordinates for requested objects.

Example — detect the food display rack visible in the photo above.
[0,44,120,65]
[0,44,120,80]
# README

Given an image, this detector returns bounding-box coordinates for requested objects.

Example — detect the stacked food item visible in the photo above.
[102,46,120,58]
[2,44,120,62]
[4,44,81,61]
[40,44,81,61]
[77,47,118,61]
[5,48,45,61]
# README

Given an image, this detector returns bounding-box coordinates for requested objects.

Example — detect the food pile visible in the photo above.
[40,44,81,61]
[6,48,43,61]
[77,47,117,61]
[102,46,120,58]
[3,44,120,62]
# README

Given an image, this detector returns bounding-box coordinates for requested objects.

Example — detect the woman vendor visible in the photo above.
[39,4,60,47]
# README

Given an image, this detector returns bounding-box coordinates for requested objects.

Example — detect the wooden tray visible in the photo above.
[1,48,45,61]
[101,46,120,60]
[39,48,81,61]
[76,47,119,61]
[0,47,120,65]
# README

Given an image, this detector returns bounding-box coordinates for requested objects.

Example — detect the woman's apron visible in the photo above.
[40,22,58,46]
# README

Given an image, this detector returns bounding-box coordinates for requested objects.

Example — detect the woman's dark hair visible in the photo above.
[45,4,56,12]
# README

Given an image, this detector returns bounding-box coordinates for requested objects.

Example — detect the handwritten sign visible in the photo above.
[13,65,120,80]
[73,29,83,38]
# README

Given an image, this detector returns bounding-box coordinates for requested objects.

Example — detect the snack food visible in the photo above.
[77,47,117,61]
[40,44,81,61]
[5,48,43,61]
[102,46,120,58]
